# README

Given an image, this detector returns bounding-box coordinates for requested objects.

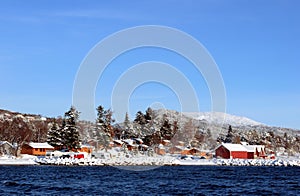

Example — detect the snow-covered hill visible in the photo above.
[183,112,263,127]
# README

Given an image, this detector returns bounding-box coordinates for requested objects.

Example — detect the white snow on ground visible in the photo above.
[214,158,300,167]
[174,159,216,166]
[0,155,37,165]
[34,156,300,167]
[1,154,299,167]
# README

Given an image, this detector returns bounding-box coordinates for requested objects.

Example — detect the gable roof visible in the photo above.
[113,140,124,145]
[218,143,266,153]
[0,141,13,147]
[243,145,256,152]
[123,139,134,145]
[240,142,249,146]
[27,142,54,149]
[220,143,247,152]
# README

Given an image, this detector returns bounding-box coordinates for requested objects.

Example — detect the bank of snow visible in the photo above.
[0,155,37,165]
[1,154,300,167]
[34,156,300,167]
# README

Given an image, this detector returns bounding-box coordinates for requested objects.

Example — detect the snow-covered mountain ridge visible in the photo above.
[183,112,263,127]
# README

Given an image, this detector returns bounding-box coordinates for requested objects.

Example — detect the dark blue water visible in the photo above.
[0,166,299,195]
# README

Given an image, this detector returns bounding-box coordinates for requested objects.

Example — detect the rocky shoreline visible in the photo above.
[1,155,300,167]
[35,156,300,167]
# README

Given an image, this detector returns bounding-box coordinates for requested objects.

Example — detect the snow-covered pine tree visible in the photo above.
[134,111,146,125]
[160,114,172,140]
[124,112,130,128]
[170,120,179,144]
[144,107,153,122]
[62,106,80,150]
[225,125,234,143]
[94,106,104,148]
[95,105,114,151]
[47,122,61,148]
[122,112,131,139]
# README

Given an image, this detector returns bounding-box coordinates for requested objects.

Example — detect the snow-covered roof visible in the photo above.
[28,142,54,149]
[80,144,93,148]
[134,138,143,143]
[158,144,165,149]
[123,139,134,145]
[0,141,13,147]
[240,142,249,146]
[140,144,149,148]
[221,143,247,152]
[173,146,185,150]
[220,143,265,153]
[244,145,265,153]
[113,140,124,144]
[243,145,256,152]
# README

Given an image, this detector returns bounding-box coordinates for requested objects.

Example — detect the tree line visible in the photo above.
[47,106,188,150]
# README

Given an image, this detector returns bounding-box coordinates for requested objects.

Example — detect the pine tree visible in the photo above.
[62,106,80,150]
[225,125,234,143]
[134,111,146,125]
[47,122,61,148]
[144,107,153,122]
[122,112,132,139]
[95,105,114,151]
[170,120,179,144]
[124,112,130,127]
[160,114,172,140]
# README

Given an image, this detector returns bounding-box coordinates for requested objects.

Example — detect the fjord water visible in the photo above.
[0,166,299,195]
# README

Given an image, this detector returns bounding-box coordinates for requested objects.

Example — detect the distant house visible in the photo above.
[181,148,201,156]
[138,144,149,151]
[123,139,138,151]
[156,144,166,155]
[113,140,124,147]
[78,144,94,154]
[0,141,15,155]
[162,140,171,146]
[133,138,143,145]
[216,144,248,159]
[177,141,185,147]
[169,146,184,154]
[21,142,54,156]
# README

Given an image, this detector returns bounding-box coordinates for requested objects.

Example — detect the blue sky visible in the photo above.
[0,1,299,129]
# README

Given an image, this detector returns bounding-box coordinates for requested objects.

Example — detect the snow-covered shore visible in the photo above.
[35,155,177,166]
[30,157,300,167]
[0,155,38,165]
[1,155,300,167]
[214,158,300,167]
